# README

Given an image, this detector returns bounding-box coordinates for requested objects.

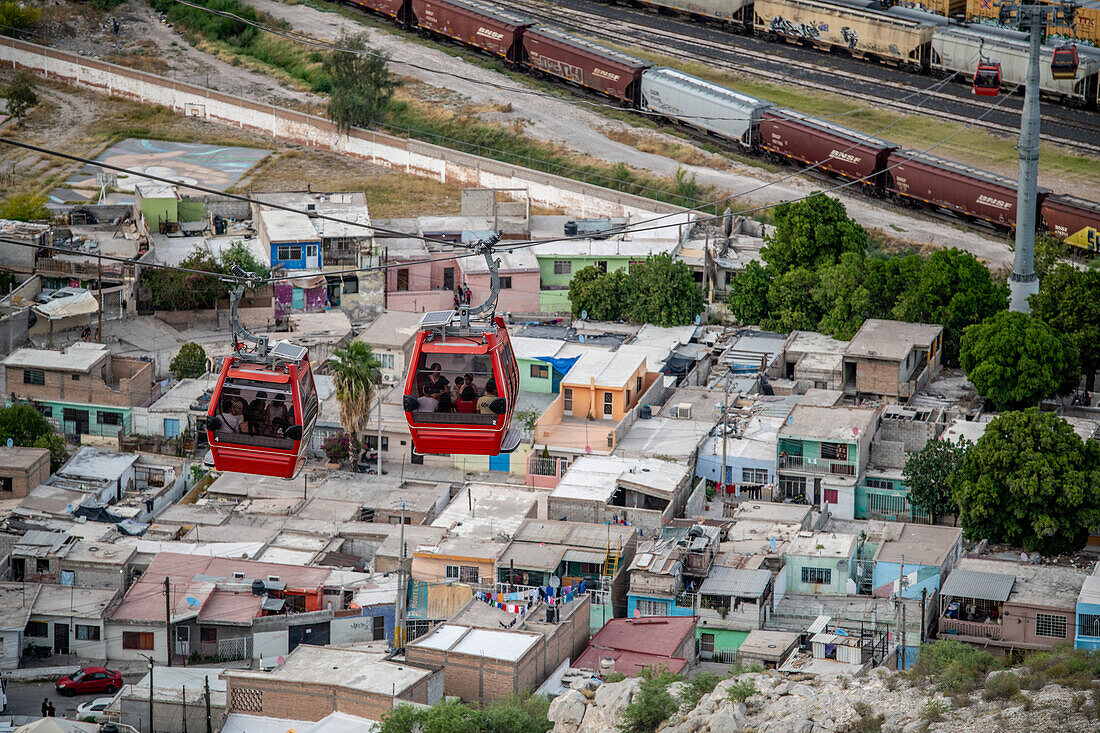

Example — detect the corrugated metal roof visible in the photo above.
[563,549,606,565]
[940,569,1014,602]
[497,542,565,572]
[699,567,771,598]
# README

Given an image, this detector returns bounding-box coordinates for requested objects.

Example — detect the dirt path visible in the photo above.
[241,0,1016,267]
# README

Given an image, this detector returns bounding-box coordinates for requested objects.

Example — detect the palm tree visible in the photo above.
[328,340,382,451]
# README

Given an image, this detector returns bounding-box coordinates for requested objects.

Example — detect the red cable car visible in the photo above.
[1051,44,1079,80]
[973,61,1001,96]
[402,236,520,456]
[205,273,319,479]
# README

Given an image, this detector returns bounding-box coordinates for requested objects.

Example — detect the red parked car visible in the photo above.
[55,667,123,696]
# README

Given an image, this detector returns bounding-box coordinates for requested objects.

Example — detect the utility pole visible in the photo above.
[138,654,154,733]
[376,390,383,476]
[1000,0,1077,312]
[395,499,407,650]
[204,676,212,733]
[181,685,187,733]
[720,368,732,501]
[163,576,172,667]
[97,255,104,343]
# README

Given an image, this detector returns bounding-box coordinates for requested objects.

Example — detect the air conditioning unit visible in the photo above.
[673,403,692,419]
[381,373,396,384]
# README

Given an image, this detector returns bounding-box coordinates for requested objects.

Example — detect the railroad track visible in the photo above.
[503,0,1100,155]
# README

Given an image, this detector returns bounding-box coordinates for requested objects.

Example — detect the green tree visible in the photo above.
[379,696,551,733]
[892,248,1008,367]
[0,192,49,222]
[623,253,704,327]
[1029,264,1100,393]
[169,342,208,381]
[140,249,224,311]
[619,668,680,733]
[326,32,401,133]
[902,438,969,523]
[762,266,822,332]
[0,404,54,446]
[959,311,1079,411]
[4,72,38,125]
[0,1,41,38]
[1033,233,1069,279]
[726,260,772,326]
[814,253,923,339]
[761,194,868,274]
[329,340,381,449]
[33,433,68,473]
[218,240,268,279]
[951,408,1100,555]
[568,265,626,321]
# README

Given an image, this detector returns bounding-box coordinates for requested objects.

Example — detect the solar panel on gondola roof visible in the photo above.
[271,340,308,361]
[419,310,456,329]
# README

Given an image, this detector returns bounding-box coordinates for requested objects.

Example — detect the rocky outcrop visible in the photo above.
[550,665,1096,733]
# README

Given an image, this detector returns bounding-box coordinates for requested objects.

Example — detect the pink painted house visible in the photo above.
[463,247,541,314]
[384,240,460,313]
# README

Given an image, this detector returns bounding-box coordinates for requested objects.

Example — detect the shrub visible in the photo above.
[910,640,998,694]
[679,672,722,711]
[603,672,626,683]
[982,673,1020,701]
[921,700,948,722]
[170,342,208,380]
[726,680,756,704]
[619,668,679,733]
[322,435,352,463]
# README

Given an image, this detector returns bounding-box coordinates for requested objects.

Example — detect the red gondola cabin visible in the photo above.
[973,61,1001,96]
[1051,44,1078,80]
[403,311,520,456]
[206,342,318,479]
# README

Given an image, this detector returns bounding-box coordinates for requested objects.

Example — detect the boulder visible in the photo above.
[705,704,741,733]
[548,690,586,728]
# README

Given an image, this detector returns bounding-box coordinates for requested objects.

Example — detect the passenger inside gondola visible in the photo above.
[211,378,296,448]
[411,355,498,421]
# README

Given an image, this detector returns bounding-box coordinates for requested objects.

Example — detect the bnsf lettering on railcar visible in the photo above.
[976,194,1012,210]
[828,149,861,165]
[477,27,505,41]
[534,56,584,84]
[592,68,622,82]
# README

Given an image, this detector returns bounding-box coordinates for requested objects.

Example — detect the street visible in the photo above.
[4,673,146,723]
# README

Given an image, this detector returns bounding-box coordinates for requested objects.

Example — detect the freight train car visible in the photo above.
[640,67,774,148]
[759,110,897,187]
[754,0,937,71]
[890,0,965,19]
[1041,195,1100,252]
[410,0,532,62]
[346,0,412,24]
[931,24,1100,105]
[634,0,756,30]
[885,151,1032,227]
[966,0,1100,49]
[522,27,650,105]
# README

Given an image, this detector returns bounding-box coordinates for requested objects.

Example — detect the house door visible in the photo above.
[175,626,190,657]
[11,558,23,581]
[813,478,822,506]
[443,267,455,291]
[62,408,89,435]
[288,622,330,652]
[305,244,320,268]
[372,615,385,641]
[163,418,180,438]
[53,622,69,654]
[700,632,714,660]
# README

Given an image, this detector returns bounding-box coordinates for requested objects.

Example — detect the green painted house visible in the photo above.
[855,469,929,522]
[532,239,682,313]
[783,533,859,596]
[510,336,570,394]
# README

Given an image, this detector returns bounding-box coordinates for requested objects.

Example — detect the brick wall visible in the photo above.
[225,676,395,722]
[853,359,903,400]
[0,450,49,497]
[6,356,153,409]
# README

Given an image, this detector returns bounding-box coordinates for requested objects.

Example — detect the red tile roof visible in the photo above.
[572,616,697,677]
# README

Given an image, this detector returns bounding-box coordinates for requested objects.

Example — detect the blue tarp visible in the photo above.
[535,355,580,375]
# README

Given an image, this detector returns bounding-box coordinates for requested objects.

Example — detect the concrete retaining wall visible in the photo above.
[2,38,683,220]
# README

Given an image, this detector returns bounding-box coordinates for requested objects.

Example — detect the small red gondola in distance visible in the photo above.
[205,271,319,479]
[402,235,521,457]
[973,61,1001,96]
[1051,44,1078,80]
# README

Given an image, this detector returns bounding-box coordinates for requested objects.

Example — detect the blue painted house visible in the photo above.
[1076,573,1100,650]
[870,523,962,599]
[350,574,400,644]
[626,538,695,618]
[256,209,322,270]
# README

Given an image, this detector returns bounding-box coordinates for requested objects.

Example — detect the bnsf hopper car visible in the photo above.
[636,0,756,30]
[523,27,650,105]
[640,67,774,148]
[1041,195,1100,252]
[885,151,1034,227]
[346,0,412,24]
[754,0,937,71]
[966,0,1100,49]
[759,110,896,186]
[410,0,532,62]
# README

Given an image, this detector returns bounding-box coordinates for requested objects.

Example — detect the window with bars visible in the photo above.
[1035,613,1067,639]
[25,621,48,638]
[554,260,571,275]
[563,388,573,412]
[1079,614,1100,638]
[98,411,122,425]
[823,489,838,504]
[76,625,100,641]
[801,567,831,585]
[200,627,218,643]
[820,442,849,460]
[742,468,768,484]
[636,599,668,616]
[23,370,44,385]
[276,245,302,262]
[500,277,512,289]
[868,492,911,518]
[531,364,549,379]
[123,631,154,650]
[779,475,806,499]
[603,392,613,416]
[865,477,893,490]
[379,353,395,370]
[231,688,263,713]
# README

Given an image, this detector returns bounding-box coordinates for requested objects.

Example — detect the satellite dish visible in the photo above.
[579,334,586,343]
[585,445,591,454]
[5,438,12,448]
[581,310,588,320]
[549,576,561,589]
[277,655,285,666]
[695,314,701,325]
[852,427,859,436]
[633,609,641,619]
[65,504,74,514]
[186,597,199,607]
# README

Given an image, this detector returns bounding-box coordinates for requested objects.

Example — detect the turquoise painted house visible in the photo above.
[510,337,576,394]
[870,523,962,599]
[855,469,929,522]
[1076,574,1100,650]
[783,533,858,596]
